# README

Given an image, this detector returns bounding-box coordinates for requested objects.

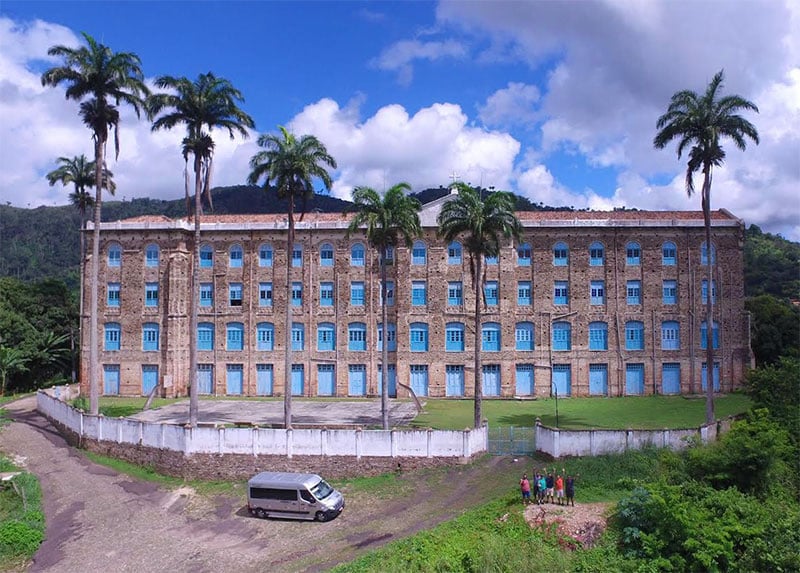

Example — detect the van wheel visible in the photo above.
[255,508,267,519]
[315,511,329,522]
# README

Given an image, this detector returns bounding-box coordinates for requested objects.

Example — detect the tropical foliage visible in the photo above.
[41,32,149,415]
[437,183,522,428]
[654,69,759,424]
[346,183,422,429]
[248,127,337,428]
[149,72,254,426]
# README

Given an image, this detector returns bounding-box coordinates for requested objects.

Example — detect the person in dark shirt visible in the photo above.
[545,469,555,504]
[564,470,578,507]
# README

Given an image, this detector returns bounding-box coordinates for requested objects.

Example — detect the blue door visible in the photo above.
[446,365,465,397]
[662,363,681,394]
[142,365,158,395]
[589,364,608,396]
[626,363,644,395]
[256,364,273,396]
[103,365,120,395]
[226,364,243,395]
[482,365,501,396]
[410,365,428,397]
[317,364,335,396]
[378,365,397,398]
[515,364,534,396]
[552,364,571,397]
[701,362,720,392]
[197,364,213,395]
[348,365,366,396]
[291,364,304,396]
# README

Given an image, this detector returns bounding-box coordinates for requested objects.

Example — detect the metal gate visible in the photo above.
[487,426,536,456]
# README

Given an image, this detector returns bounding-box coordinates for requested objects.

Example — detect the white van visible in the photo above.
[247,471,345,522]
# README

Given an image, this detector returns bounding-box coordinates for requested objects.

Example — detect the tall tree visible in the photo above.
[654,70,759,424]
[247,126,336,429]
[346,183,422,430]
[437,183,522,428]
[149,73,254,426]
[42,33,149,415]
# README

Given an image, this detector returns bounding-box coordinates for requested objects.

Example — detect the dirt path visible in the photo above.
[0,397,521,573]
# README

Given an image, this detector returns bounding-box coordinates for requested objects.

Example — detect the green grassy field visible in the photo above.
[85,393,752,430]
[411,394,752,430]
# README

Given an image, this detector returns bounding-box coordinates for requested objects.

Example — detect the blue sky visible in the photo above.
[1,1,798,240]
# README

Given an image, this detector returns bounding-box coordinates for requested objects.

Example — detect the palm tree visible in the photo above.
[46,155,115,362]
[0,347,29,396]
[437,183,522,428]
[247,126,337,429]
[654,70,759,424]
[42,33,149,416]
[149,73,254,426]
[346,183,422,430]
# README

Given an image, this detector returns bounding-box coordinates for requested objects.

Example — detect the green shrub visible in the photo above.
[0,520,44,558]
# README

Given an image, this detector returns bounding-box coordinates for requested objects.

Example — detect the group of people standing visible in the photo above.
[519,468,577,506]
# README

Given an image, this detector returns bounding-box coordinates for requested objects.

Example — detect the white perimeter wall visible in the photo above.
[36,390,487,459]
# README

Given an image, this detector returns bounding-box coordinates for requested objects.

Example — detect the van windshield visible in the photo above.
[310,479,334,500]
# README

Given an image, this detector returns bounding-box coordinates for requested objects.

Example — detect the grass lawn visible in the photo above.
[410,394,752,430]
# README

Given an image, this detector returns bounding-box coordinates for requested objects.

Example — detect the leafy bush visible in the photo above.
[0,521,44,558]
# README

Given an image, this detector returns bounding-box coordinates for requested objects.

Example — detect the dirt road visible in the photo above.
[1,397,521,572]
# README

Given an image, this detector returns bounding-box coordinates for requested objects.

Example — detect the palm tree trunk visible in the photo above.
[76,203,86,386]
[188,154,202,426]
[88,138,104,416]
[380,259,389,430]
[473,257,483,429]
[285,196,294,429]
[702,166,715,425]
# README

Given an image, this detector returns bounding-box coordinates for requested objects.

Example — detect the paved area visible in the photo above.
[128,398,420,427]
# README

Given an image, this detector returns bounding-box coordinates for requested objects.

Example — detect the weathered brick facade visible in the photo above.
[81,194,752,400]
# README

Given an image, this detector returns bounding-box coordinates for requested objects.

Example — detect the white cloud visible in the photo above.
[371,39,467,85]
[288,98,520,199]
[478,82,540,128]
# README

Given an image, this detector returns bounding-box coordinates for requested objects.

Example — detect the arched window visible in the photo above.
[350,243,365,267]
[553,242,569,266]
[625,321,644,350]
[448,241,462,264]
[482,322,501,352]
[485,254,498,265]
[515,322,534,351]
[410,322,429,352]
[199,244,213,268]
[662,242,676,266]
[588,321,607,350]
[626,242,641,265]
[226,322,243,351]
[145,244,159,267]
[376,322,396,351]
[445,322,464,352]
[700,320,719,349]
[143,322,160,351]
[258,243,273,267]
[412,240,427,265]
[104,322,121,351]
[317,322,336,351]
[198,322,214,351]
[661,321,680,350]
[517,243,532,266]
[319,242,334,266]
[552,321,571,351]
[107,243,122,267]
[589,242,604,266]
[229,244,243,268]
[291,243,303,267]
[348,322,367,351]
[701,241,716,265]
[256,322,274,351]
[291,323,304,350]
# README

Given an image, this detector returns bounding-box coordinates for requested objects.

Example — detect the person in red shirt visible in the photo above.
[519,474,531,505]
[555,472,565,505]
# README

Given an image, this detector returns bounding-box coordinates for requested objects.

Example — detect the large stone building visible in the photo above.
[81,191,752,400]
